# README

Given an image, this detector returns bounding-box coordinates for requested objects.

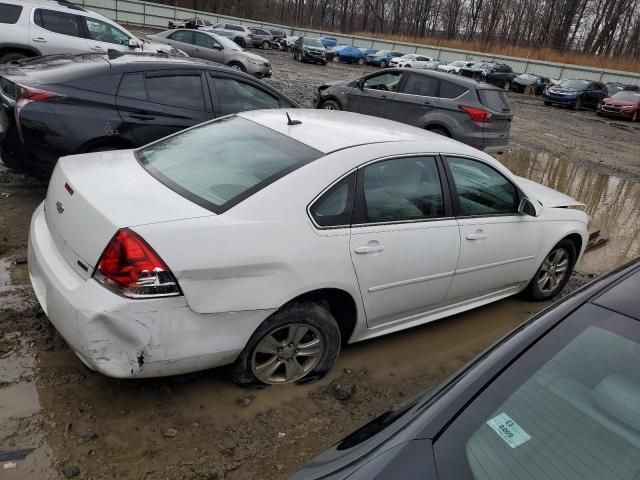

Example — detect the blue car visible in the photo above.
[365,49,405,68]
[319,37,338,47]
[331,45,366,64]
[358,47,377,56]
[543,79,609,110]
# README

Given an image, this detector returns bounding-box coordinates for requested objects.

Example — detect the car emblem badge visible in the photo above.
[56,201,64,214]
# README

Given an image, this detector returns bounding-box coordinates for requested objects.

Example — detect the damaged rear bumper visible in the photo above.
[28,203,274,378]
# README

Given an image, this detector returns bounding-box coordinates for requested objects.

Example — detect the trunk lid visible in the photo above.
[45,150,214,278]
[477,89,512,144]
[515,176,584,207]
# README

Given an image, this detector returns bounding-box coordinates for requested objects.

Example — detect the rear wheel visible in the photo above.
[231,302,341,388]
[234,37,245,48]
[379,59,387,68]
[320,99,341,110]
[228,61,246,72]
[525,239,576,300]
[426,126,451,137]
[262,40,270,49]
[0,51,29,64]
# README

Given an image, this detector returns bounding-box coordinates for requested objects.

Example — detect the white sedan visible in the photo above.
[389,54,434,68]
[28,110,588,386]
[438,60,475,73]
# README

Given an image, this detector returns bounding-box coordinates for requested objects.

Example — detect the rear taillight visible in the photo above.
[459,105,492,123]
[94,229,181,299]
[14,84,62,142]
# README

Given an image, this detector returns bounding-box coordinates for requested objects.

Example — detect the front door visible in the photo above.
[444,156,542,302]
[349,71,404,117]
[349,155,460,327]
[82,16,133,54]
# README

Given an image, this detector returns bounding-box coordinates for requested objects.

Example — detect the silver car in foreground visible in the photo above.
[146,29,272,78]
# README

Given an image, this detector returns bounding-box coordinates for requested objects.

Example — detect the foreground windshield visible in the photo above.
[560,79,589,89]
[304,38,323,47]
[137,116,322,213]
[612,91,640,101]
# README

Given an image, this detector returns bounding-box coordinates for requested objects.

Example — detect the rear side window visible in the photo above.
[118,73,146,101]
[477,89,510,112]
[401,74,439,97]
[0,2,22,24]
[137,116,322,213]
[168,30,194,44]
[440,81,467,99]
[310,174,355,227]
[211,76,280,115]
[34,8,81,37]
[146,74,205,111]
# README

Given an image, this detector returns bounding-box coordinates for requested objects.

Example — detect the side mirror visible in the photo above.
[212,44,223,50]
[128,38,140,49]
[518,197,539,217]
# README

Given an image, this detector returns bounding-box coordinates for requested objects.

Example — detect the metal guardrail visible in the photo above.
[78,0,640,84]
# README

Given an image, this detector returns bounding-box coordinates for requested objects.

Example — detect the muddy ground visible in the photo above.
[1,44,639,480]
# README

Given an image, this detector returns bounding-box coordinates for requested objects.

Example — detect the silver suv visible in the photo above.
[211,23,253,48]
[0,0,179,63]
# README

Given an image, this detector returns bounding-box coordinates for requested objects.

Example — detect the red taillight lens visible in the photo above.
[14,84,62,142]
[460,105,492,123]
[94,229,181,299]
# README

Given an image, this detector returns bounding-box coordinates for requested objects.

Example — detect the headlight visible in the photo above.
[620,105,634,110]
[247,59,262,66]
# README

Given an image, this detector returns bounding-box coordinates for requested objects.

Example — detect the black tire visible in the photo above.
[427,126,451,137]
[357,57,365,65]
[632,110,638,122]
[503,81,511,91]
[227,61,246,72]
[231,302,341,388]
[0,51,29,64]
[320,99,341,110]
[320,60,327,66]
[544,101,551,106]
[262,40,270,49]
[524,239,576,301]
[379,59,387,68]
[573,96,582,110]
[234,37,245,48]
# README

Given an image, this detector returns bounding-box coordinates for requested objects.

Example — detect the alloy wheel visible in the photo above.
[536,248,570,294]
[251,323,325,384]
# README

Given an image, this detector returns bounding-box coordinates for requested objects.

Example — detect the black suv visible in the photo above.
[459,62,518,90]
[0,52,297,178]
[291,37,326,65]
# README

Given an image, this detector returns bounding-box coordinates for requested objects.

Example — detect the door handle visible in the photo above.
[90,46,104,51]
[466,230,486,240]
[130,113,155,120]
[354,244,385,254]
[32,37,47,43]
[194,48,200,52]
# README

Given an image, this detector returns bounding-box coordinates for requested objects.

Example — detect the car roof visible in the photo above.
[592,266,640,321]
[237,109,474,154]
[386,67,501,90]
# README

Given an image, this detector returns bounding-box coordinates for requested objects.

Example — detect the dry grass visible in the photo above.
[353,32,640,73]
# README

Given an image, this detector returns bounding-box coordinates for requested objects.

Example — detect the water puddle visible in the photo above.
[497,150,640,274]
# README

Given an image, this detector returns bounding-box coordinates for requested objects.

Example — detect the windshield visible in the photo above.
[137,116,322,213]
[375,50,390,56]
[400,54,417,59]
[304,38,323,47]
[216,34,242,51]
[611,91,640,102]
[560,79,590,89]
[451,61,466,67]
[519,73,539,81]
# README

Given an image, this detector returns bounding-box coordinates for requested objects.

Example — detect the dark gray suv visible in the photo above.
[313,69,512,152]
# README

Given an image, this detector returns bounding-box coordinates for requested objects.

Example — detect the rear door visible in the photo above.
[30,8,88,55]
[477,88,512,147]
[116,69,214,146]
[394,72,440,125]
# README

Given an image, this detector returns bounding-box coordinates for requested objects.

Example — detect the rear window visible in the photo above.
[477,89,510,112]
[440,81,467,98]
[0,2,21,23]
[137,116,322,213]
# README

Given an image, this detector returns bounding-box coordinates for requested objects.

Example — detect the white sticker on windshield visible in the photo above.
[486,413,531,448]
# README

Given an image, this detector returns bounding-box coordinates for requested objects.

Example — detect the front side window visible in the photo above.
[137,116,322,213]
[146,74,205,111]
[361,156,444,223]
[84,17,130,45]
[195,32,219,49]
[434,306,640,480]
[34,9,81,37]
[447,157,518,216]
[0,2,22,24]
[310,174,355,227]
[401,74,439,97]
[168,30,194,44]
[211,76,280,115]
[363,72,402,92]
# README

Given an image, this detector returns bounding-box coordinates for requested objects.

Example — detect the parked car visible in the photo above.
[596,90,640,122]
[268,29,286,40]
[291,259,640,480]
[291,37,326,65]
[543,79,608,110]
[390,54,433,68]
[0,52,296,177]
[459,62,517,90]
[605,82,640,96]
[358,47,377,56]
[0,0,181,63]
[285,35,300,52]
[319,37,338,47]
[422,60,447,70]
[329,45,366,64]
[437,60,474,74]
[511,73,552,95]
[146,29,272,78]
[168,17,212,30]
[28,108,588,386]
[366,50,404,68]
[314,69,513,153]
[211,23,253,48]
[248,27,273,49]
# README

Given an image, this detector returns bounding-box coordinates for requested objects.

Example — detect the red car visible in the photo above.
[597,90,640,121]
